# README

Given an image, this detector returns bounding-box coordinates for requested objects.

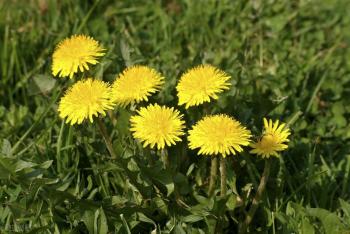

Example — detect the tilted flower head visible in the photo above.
[52,35,105,79]
[130,104,185,150]
[250,118,291,158]
[188,114,251,157]
[111,65,164,107]
[176,65,231,108]
[58,78,115,125]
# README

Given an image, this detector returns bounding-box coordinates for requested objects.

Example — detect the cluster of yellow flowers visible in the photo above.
[53,35,291,158]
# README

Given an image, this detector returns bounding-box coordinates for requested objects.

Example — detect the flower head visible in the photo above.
[188,114,251,157]
[176,65,231,108]
[58,78,114,125]
[250,118,291,158]
[52,35,105,79]
[111,66,164,107]
[130,104,185,150]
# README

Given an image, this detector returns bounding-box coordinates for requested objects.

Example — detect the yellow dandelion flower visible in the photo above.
[111,65,165,107]
[188,114,251,157]
[176,65,231,108]
[130,104,185,150]
[58,78,114,125]
[250,118,291,158]
[52,35,105,79]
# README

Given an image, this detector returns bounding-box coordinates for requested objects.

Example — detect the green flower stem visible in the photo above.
[161,148,169,169]
[96,117,147,198]
[56,121,65,173]
[239,159,272,234]
[220,157,227,197]
[107,110,118,126]
[208,157,218,196]
[96,118,117,159]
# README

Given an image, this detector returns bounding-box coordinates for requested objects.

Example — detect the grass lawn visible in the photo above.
[1,0,350,233]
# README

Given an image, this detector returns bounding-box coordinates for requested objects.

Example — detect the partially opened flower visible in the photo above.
[188,114,251,157]
[250,118,291,158]
[52,35,105,78]
[111,66,164,107]
[58,78,114,125]
[130,104,185,150]
[176,65,231,108]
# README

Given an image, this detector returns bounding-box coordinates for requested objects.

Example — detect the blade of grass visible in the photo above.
[10,87,61,155]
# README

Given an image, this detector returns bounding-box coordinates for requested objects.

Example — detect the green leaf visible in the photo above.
[204,216,217,234]
[56,174,75,191]
[115,109,132,137]
[110,196,128,206]
[339,198,350,224]
[182,214,203,223]
[28,74,56,95]
[137,212,156,227]
[120,39,133,67]
[275,211,298,230]
[307,208,347,234]
[226,194,237,211]
[301,218,315,234]
[174,223,186,234]
[14,160,37,172]
[153,197,168,215]
[98,207,108,234]
[120,214,131,234]
[141,166,174,196]
[0,157,16,178]
[1,139,12,157]
[38,160,53,169]
[32,74,56,94]
[82,210,95,234]
[186,163,195,176]
[0,157,38,179]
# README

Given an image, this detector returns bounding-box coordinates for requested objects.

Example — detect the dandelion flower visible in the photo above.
[250,118,291,158]
[111,66,164,107]
[52,35,105,78]
[130,104,185,150]
[188,114,251,157]
[58,78,114,125]
[176,65,231,108]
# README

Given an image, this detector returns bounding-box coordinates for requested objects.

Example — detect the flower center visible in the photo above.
[260,134,277,151]
[153,116,170,136]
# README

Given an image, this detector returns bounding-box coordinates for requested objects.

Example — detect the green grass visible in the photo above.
[1,0,350,233]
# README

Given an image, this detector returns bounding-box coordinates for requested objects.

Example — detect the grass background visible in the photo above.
[1,0,350,233]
